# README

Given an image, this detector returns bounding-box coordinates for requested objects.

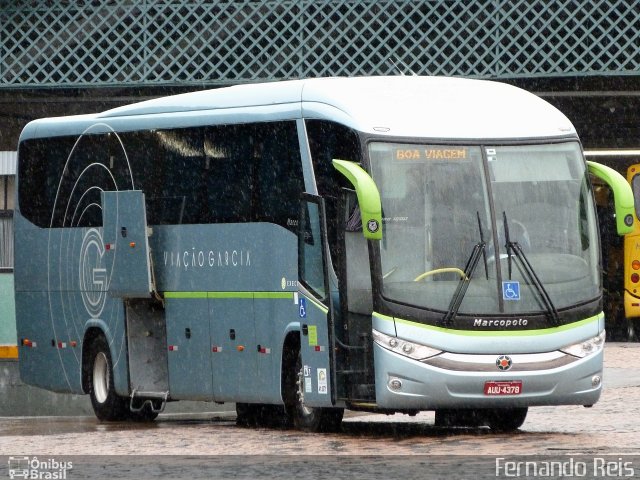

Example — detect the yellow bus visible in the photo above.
[585,150,640,341]
[624,162,640,338]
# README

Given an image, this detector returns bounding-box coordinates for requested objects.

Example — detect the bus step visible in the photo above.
[129,389,169,413]
[337,369,367,375]
[347,401,378,410]
[350,383,375,400]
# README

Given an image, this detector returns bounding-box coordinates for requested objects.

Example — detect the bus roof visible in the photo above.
[20,76,576,141]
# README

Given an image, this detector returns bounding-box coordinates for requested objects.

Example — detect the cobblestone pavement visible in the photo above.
[1,343,640,479]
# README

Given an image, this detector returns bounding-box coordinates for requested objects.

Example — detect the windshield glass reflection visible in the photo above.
[368,141,599,317]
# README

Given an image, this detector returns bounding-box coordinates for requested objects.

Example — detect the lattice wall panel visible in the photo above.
[1,0,639,87]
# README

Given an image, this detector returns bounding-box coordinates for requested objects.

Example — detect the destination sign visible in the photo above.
[394,147,468,161]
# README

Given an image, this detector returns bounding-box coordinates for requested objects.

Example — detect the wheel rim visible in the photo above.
[93,352,109,404]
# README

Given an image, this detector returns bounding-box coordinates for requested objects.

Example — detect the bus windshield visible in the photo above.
[369,141,600,317]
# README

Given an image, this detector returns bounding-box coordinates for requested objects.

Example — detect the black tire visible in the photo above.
[485,407,528,432]
[87,336,129,421]
[284,346,343,432]
[236,403,288,428]
[627,318,640,342]
[435,407,527,432]
[435,408,484,428]
[236,402,259,427]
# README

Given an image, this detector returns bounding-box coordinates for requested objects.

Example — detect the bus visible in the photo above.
[14,76,634,431]
[584,150,640,341]
[625,160,640,339]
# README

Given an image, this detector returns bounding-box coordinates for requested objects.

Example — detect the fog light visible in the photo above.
[592,375,601,388]
[389,378,403,391]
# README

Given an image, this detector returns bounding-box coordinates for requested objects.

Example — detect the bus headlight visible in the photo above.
[560,330,605,358]
[372,329,441,361]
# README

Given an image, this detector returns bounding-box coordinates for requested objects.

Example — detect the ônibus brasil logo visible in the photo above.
[8,456,73,479]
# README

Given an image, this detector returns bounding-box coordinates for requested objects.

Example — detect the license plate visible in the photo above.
[484,380,522,396]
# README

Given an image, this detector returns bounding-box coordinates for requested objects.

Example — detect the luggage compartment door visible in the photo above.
[101,190,153,298]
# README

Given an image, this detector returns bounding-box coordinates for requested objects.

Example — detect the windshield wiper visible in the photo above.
[442,213,486,326]
[502,212,560,326]
[478,211,489,280]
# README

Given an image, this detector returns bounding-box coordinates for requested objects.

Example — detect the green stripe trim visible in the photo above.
[254,292,295,299]
[372,312,394,322]
[209,292,254,299]
[374,311,603,337]
[164,291,208,299]
[164,291,295,300]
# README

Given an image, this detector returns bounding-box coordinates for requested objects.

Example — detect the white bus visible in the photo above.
[14,76,634,431]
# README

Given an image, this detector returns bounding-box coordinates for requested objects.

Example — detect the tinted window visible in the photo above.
[18,121,304,232]
[306,120,361,199]
[305,120,362,252]
[18,133,133,228]
[633,174,640,221]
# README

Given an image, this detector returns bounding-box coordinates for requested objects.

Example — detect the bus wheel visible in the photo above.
[284,348,343,432]
[627,319,640,342]
[236,403,259,427]
[435,407,527,432]
[485,407,528,432]
[87,336,129,421]
[236,403,289,428]
[434,408,484,428]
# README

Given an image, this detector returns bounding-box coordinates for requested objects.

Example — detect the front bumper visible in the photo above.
[374,343,603,410]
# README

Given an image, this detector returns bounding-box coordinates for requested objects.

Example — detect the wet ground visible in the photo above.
[1,343,640,479]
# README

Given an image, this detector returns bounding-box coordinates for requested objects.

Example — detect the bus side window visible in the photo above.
[343,194,373,314]
[306,119,362,255]
[255,121,304,232]
[632,173,640,221]
[204,124,253,223]
[159,128,206,225]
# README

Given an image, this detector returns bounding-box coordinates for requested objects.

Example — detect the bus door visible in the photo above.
[337,189,376,402]
[297,194,337,407]
[102,190,169,408]
[624,164,640,337]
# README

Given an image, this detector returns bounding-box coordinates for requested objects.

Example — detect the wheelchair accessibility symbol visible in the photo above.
[502,281,521,301]
[299,297,307,318]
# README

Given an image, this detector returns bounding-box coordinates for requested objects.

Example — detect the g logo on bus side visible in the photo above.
[367,219,379,233]
[79,228,109,319]
[625,214,634,227]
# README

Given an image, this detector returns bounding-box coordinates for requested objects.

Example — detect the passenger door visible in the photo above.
[297,194,337,407]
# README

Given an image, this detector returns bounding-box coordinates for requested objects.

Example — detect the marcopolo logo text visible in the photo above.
[474,318,528,328]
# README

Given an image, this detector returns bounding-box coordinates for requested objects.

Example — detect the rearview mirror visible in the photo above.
[332,159,383,240]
